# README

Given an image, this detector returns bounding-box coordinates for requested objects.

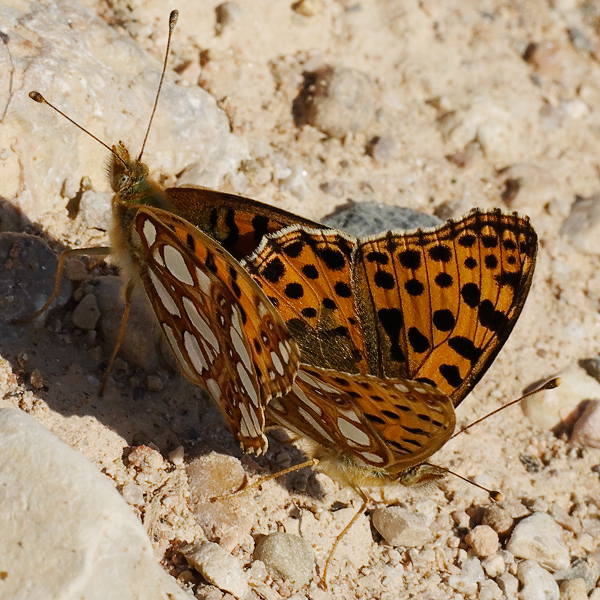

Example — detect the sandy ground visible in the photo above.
[3,0,600,598]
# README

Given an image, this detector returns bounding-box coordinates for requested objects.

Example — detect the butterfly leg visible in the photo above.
[321,487,369,587]
[99,278,134,396]
[212,458,319,501]
[14,246,111,323]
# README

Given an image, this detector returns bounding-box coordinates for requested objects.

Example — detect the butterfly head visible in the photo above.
[108,142,173,211]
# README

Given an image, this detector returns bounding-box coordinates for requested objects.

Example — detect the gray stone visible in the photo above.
[322,203,442,238]
[506,513,570,571]
[517,560,559,600]
[183,541,249,599]
[0,407,188,600]
[254,532,315,585]
[372,506,433,548]
[0,232,71,325]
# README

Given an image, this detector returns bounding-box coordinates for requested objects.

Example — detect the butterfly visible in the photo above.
[27,10,307,456]
[240,209,537,577]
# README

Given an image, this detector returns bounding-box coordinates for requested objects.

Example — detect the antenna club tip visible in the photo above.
[547,377,561,390]
[29,91,45,103]
[169,10,179,27]
[490,490,503,502]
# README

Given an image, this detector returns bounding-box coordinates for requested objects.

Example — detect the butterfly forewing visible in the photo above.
[132,206,300,455]
[267,365,455,471]
[355,209,537,406]
[166,187,323,261]
[243,228,369,375]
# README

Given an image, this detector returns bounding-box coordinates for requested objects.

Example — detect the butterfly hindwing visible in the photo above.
[131,206,300,455]
[267,364,455,471]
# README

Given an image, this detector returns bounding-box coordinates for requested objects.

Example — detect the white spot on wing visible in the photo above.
[183,331,208,374]
[279,341,290,364]
[360,452,385,464]
[206,378,221,401]
[149,271,180,317]
[163,244,194,285]
[142,219,157,246]
[293,382,323,416]
[271,351,284,376]
[195,267,211,294]
[394,382,409,393]
[230,313,252,373]
[297,405,335,443]
[162,324,195,382]
[237,362,259,407]
[183,296,219,351]
[337,418,370,447]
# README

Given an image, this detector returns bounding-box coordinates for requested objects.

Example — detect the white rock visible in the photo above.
[521,365,600,430]
[0,407,188,600]
[516,559,559,600]
[570,398,600,448]
[182,541,249,599]
[478,579,503,600]
[496,571,519,600]
[254,532,314,585]
[506,513,570,571]
[372,506,433,547]
[0,0,246,220]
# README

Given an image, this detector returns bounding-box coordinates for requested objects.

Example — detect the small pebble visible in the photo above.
[121,482,145,506]
[366,135,400,164]
[465,525,499,557]
[292,0,323,16]
[507,513,570,571]
[496,571,519,599]
[482,553,505,577]
[146,375,164,393]
[478,579,503,600]
[305,66,376,139]
[71,293,100,331]
[517,559,559,600]
[29,369,44,389]
[482,505,513,534]
[372,506,433,547]
[183,541,248,598]
[215,2,242,33]
[559,578,587,600]
[169,446,185,466]
[64,258,88,282]
[570,399,600,448]
[127,445,164,472]
[254,533,314,585]
[559,193,600,255]
[447,557,484,595]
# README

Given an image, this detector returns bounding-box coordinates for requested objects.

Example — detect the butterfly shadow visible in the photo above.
[0,199,240,458]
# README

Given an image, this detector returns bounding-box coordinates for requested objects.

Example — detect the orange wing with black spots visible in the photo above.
[130,206,300,455]
[244,227,368,375]
[355,209,537,406]
[245,209,537,409]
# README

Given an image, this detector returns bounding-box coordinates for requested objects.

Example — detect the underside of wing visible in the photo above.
[267,365,455,472]
[131,207,300,454]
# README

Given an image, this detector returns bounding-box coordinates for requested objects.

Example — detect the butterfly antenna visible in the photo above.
[451,377,560,440]
[137,9,179,162]
[426,463,503,501]
[28,91,128,169]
